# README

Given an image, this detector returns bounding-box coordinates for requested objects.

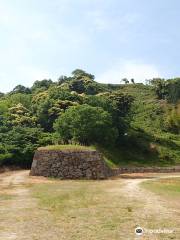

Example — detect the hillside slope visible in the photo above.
[0,70,179,167]
[101,84,180,167]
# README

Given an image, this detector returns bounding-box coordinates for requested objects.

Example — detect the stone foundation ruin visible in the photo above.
[30,149,112,179]
[30,149,180,180]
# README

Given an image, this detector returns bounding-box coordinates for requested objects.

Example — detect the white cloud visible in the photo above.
[96,60,161,84]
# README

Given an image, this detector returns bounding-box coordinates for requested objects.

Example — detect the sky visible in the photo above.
[1,0,180,92]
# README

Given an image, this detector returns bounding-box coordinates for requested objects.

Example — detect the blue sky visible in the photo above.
[0,0,180,92]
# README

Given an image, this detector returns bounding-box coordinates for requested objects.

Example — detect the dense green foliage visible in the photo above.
[0,69,179,167]
[54,104,118,145]
[150,78,180,103]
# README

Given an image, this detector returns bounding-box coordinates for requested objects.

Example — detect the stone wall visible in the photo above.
[30,149,112,179]
[111,166,180,176]
[30,149,180,180]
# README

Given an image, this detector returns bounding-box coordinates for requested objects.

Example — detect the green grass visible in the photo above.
[142,177,180,197]
[38,144,95,151]
[98,145,178,167]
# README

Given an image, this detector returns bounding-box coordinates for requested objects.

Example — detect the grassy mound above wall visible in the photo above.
[38,145,96,151]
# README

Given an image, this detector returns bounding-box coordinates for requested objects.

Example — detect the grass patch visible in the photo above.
[30,177,180,239]
[32,181,110,214]
[38,144,95,151]
[142,177,180,197]
[28,175,180,239]
[98,145,176,167]
[0,193,14,200]
[30,180,138,239]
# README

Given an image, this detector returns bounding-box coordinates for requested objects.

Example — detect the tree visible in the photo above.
[58,75,71,85]
[35,99,52,131]
[0,92,4,98]
[70,69,104,94]
[11,85,31,94]
[150,78,167,99]
[166,103,180,133]
[8,93,32,109]
[8,103,37,127]
[31,79,53,92]
[54,104,118,145]
[121,78,129,84]
[72,69,95,81]
[48,100,79,121]
[166,78,180,103]
[108,92,134,116]
[0,126,42,167]
[131,78,135,84]
[0,101,8,115]
[150,78,180,103]
[70,79,86,93]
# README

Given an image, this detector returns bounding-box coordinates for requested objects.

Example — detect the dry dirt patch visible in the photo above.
[0,170,179,240]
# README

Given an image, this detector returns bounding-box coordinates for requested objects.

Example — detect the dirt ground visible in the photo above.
[0,170,179,240]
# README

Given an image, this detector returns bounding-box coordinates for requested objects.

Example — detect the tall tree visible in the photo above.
[54,104,118,145]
